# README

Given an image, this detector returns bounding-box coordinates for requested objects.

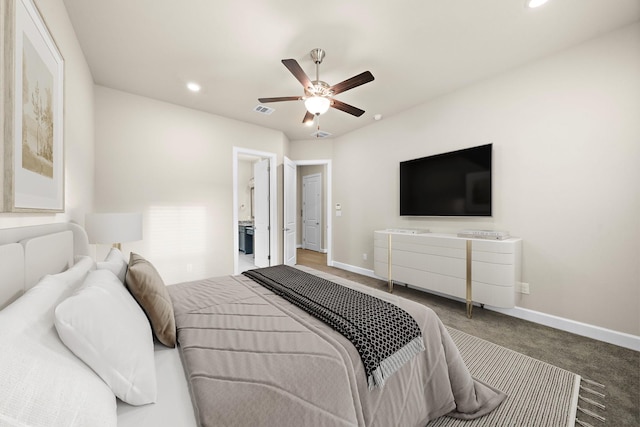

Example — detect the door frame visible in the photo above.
[284,157,297,266]
[290,159,332,266]
[233,147,278,274]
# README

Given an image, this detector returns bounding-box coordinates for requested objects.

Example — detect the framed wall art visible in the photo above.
[2,0,64,212]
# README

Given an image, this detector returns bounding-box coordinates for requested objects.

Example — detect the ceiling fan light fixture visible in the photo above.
[304,96,330,115]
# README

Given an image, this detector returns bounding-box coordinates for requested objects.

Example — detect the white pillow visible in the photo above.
[0,256,95,337]
[97,247,128,283]
[0,338,117,427]
[0,256,117,427]
[55,269,157,405]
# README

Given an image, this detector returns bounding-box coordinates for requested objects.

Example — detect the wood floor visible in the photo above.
[296,248,389,289]
[296,248,327,267]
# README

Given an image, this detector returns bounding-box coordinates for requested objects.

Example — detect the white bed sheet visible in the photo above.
[116,342,197,427]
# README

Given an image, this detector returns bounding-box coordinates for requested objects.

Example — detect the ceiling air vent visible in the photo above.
[254,105,275,115]
[310,130,332,138]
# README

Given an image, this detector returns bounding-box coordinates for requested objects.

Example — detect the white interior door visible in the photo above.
[253,158,270,267]
[284,157,296,266]
[302,173,321,252]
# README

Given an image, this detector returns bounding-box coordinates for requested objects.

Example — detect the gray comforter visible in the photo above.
[168,266,505,427]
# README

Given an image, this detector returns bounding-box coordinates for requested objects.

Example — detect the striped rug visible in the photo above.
[428,327,581,427]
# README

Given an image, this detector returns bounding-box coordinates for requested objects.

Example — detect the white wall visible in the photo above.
[289,139,333,160]
[0,0,94,229]
[327,23,640,336]
[94,86,287,284]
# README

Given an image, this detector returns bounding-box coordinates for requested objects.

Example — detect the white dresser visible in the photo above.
[373,230,522,316]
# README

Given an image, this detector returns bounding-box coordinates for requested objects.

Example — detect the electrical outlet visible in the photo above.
[362,253,368,261]
[521,282,530,294]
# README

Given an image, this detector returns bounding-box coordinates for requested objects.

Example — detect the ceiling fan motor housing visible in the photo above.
[310,48,325,64]
[305,80,333,98]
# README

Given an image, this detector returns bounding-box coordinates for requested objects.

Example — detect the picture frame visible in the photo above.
[1,0,64,212]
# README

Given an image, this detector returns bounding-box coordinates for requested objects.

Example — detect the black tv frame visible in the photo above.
[399,144,492,217]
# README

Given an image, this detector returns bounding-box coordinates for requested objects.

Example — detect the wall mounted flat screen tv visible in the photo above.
[400,144,492,216]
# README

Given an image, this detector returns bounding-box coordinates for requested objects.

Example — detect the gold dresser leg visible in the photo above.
[466,240,473,318]
[387,234,393,293]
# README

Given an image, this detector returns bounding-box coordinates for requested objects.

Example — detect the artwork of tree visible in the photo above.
[22,36,54,179]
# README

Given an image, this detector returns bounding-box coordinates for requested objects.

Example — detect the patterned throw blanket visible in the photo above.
[243,265,425,388]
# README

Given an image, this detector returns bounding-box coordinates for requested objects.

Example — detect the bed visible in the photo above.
[0,223,504,427]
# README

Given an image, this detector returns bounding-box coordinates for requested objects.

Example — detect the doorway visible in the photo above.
[233,147,277,274]
[302,173,322,252]
[283,158,332,267]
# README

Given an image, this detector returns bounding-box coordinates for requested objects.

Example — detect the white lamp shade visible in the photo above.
[304,96,331,115]
[85,213,143,245]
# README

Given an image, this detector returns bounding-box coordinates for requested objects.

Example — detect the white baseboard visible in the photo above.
[330,261,640,352]
[331,261,377,279]
[488,306,640,351]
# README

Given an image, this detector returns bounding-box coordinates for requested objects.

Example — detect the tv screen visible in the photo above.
[400,144,492,216]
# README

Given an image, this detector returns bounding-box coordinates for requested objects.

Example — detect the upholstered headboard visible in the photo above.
[0,223,90,309]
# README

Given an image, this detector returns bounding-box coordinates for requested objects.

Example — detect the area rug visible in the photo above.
[427,327,581,427]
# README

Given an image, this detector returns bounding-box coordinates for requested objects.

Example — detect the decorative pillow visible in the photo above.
[55,269,157,405]
[97,247,128,283]
[125,253,176,348]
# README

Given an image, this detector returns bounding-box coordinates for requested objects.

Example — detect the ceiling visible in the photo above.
[62,0,640,141]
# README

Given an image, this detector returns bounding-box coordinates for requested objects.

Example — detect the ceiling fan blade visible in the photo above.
[258,96,302,103]
[329,71,374,95]
[302,111,315,124]
[282,59,313,90]
[330,99,365,117]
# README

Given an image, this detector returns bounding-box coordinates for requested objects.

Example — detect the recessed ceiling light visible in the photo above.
[526,0,550,8]
[187,82,201,92]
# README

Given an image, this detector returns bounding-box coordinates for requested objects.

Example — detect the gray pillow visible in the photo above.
[125,253,176,347]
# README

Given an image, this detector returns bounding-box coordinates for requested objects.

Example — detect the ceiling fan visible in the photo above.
[258,48,374,125]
